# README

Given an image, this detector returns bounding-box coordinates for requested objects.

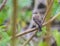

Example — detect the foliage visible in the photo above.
[52,30,60,46]
[0,0,60,46]
[52,0,60,20]
[18,0,32,8]
[0,28,11,46]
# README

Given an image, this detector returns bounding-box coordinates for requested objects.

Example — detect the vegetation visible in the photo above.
[0,0,60,46]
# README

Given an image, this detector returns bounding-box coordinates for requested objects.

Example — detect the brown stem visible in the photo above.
[11,13,60,39]
[43,13,60,26]
[16,27,38,38]
[43,0,54,23]
[23,30,38,46]
[43,0,53,46]
[16,13,60,38]
[11,0,17,46]
[10,13,60,41]
[0,0,7,11]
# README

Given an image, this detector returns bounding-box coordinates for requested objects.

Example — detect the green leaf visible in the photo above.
[0,29,11,46]
[38,41,48,46]
[52,30,60,46]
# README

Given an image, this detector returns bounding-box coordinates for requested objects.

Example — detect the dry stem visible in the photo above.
[11,0,17,46]
[0,0,7,11]
[43,0,54,23]
[22,30,38,46]
[11,13,60,38]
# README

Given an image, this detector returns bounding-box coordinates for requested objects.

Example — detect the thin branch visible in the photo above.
[0,0,7,11]
[43,0,54,23]
[23,30,38,46]
[43,13,60,26]
[16,27,38,38]
[10,13,60,40]
[15,13,60,38]
[43,0,53,46]
[9,13,60,45]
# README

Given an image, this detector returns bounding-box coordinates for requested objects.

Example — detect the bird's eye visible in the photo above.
[38,3,46,9]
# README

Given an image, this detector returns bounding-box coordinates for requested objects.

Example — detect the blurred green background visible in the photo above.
[0,0,60,46]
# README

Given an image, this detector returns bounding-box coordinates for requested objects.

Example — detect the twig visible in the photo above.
[22,30,38,46]
[43,13,60,26]
[11,0,17,46]
[10,13,60,40]
[16,27,38,38]
[44,0,52,45]
[43,0,53,46]
[21,12,60,46]
[0,0,7,11]
[15,13,60,38]
[43,0,54,23]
